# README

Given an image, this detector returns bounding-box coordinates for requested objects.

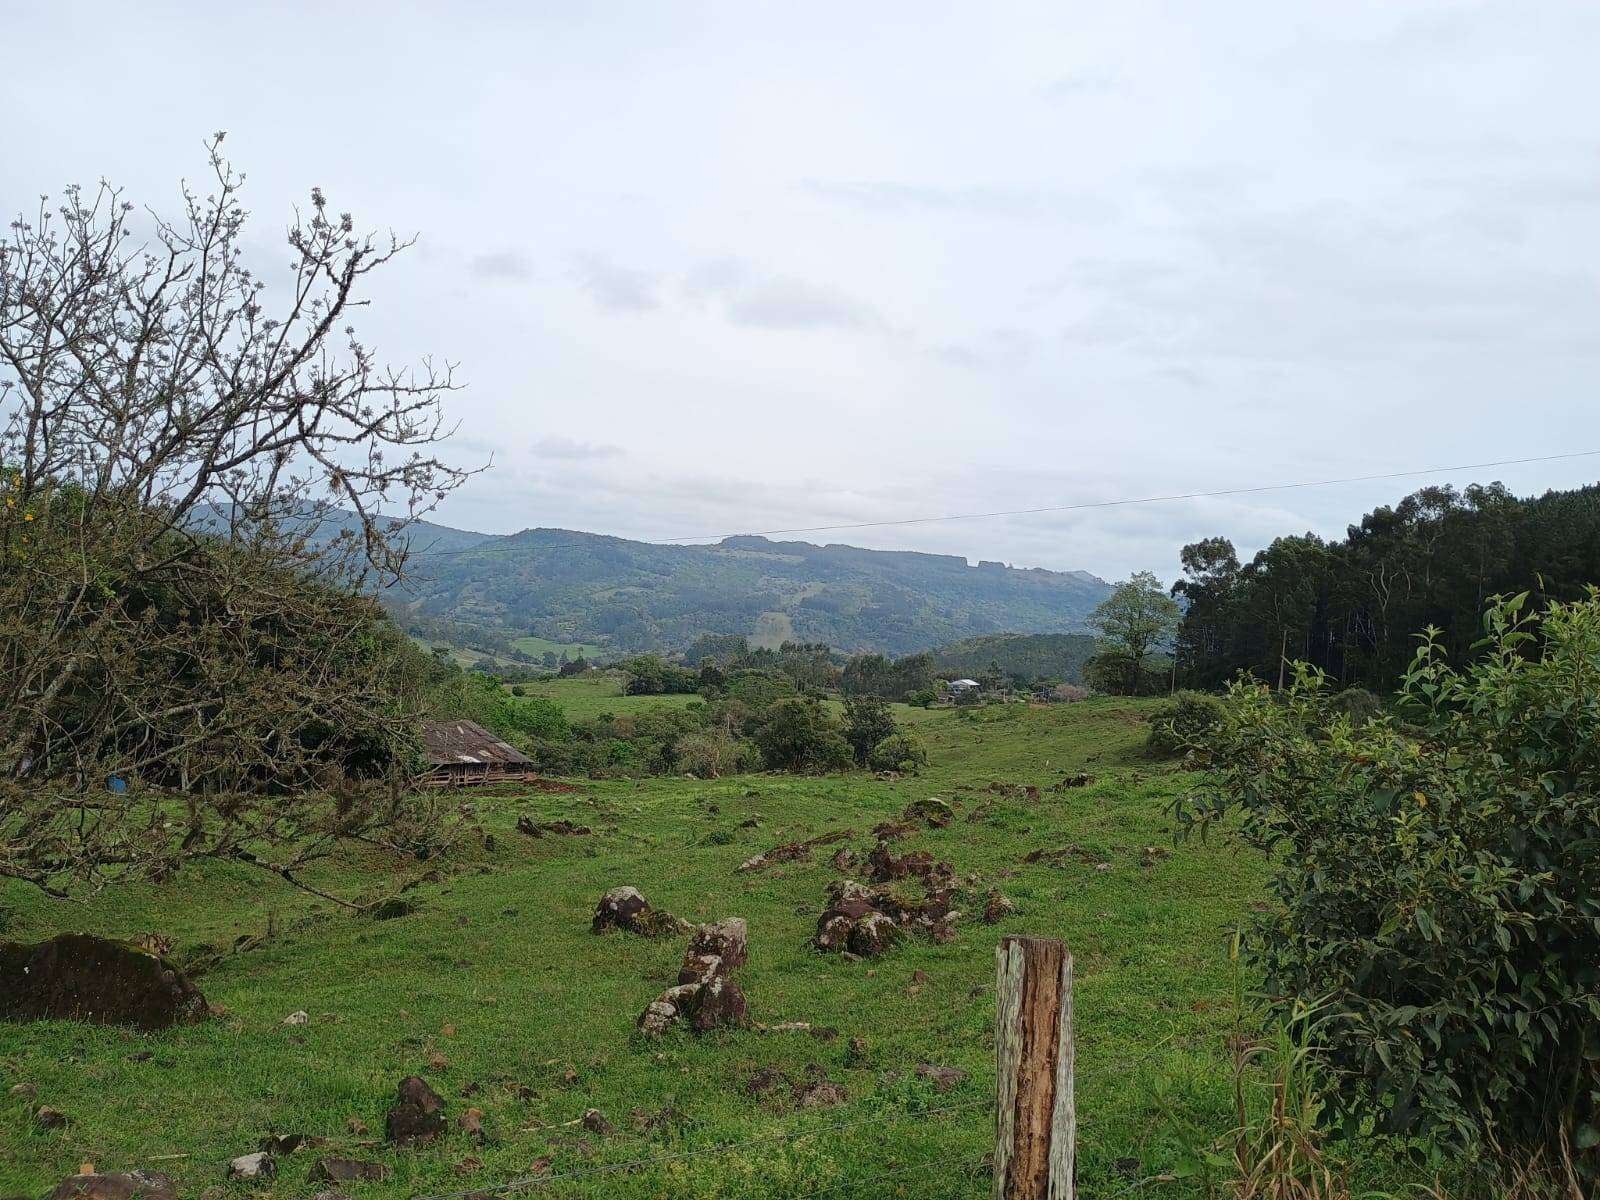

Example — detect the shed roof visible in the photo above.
[421,719,534,767]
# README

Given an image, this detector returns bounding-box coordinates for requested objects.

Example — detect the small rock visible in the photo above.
[581,1108,615,1136]
[10,1082,37,1100]
[48,1173,177,1200]
[911,969,929,985]
[847,1036,868,1063]
[592,887,689,938]
[458,1107,486,1140]
[793,1079,848,1108]
[983,890,1017,923]
[225,1152,276,1181]
[309,1158,391,1184]
[914,1064,969,1093]
[345,1117,369,1135]
[36,1106,69,1130]
[282,1010,309,1026]
[744,1066,787,1096]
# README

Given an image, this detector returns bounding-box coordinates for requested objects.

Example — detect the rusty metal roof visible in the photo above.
[421,719,534,767]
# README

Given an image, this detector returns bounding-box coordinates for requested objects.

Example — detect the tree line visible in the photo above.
[1171,481,1600,692]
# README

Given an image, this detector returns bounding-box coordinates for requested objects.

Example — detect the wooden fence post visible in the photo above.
[994,935,1075,1200]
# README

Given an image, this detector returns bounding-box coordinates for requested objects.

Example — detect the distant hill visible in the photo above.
[386,524,1111,657]
[931,632,1101,684]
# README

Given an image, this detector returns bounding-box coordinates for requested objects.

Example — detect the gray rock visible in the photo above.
[225,1152,276,1181]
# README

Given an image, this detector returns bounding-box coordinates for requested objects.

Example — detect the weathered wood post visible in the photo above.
[994,935,1075,1200]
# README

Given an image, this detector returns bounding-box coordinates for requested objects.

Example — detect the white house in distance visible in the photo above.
[947,678,981,694]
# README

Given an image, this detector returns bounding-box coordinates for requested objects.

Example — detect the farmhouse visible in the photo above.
[947,678,980,693]
[420,719,537,786]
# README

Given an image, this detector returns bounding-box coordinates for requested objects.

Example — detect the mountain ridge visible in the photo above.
[386,519,1112,657]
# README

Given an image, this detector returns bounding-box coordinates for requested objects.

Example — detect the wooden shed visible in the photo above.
[420,719,536,786]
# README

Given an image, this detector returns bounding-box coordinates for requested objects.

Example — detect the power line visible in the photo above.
[408,448,1600,557]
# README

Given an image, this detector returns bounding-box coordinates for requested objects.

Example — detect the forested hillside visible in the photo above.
[391,526,1110,656]
[1174,481,1600,690]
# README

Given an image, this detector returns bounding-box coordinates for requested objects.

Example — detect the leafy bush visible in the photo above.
[1145,690,1225,757]
[752,698,852,773]
[1177,593,1600,1173]
[867,731,927,773]
[675,728,761,779]
[843,695,899,766]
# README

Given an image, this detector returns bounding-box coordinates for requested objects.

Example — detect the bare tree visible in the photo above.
[0,136,477,894]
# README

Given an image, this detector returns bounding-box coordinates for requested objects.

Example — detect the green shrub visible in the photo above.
[1145,690,1224,756]
[675,728,761,779]
[1177,593,1600,1173]
[752,697,852,773]
[867,731,927,773]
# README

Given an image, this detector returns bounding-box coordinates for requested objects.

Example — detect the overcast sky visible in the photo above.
[5,1,1598,581]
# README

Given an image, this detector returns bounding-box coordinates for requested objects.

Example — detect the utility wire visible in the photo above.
[408,448,1600,557]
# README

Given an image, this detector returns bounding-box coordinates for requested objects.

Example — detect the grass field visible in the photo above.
[0,698,1411,1197]
[513,672,705,720]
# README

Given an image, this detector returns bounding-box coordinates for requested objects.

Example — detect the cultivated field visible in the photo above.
[2,696,1272,1197]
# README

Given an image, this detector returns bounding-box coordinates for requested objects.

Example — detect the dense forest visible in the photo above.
[1173,481,1600,691]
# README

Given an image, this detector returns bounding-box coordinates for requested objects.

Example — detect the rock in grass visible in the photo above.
[793,1079,848,1107]
[901,798,954,828]
[385,1075,446,1146]
[0,934,206,1031]
[225,1153,275,1181]
[591,887,689,937]
[48,1172,177,1200]
[914,1064,969,1093]
[309,1158,391,1183]
[983,889,1017,923]
[638,917,751,1036]
[36,1106,69,1130]
[677,917,748,984]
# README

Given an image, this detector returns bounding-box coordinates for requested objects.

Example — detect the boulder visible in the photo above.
[48,1174,177,1200]
[638,918,751,1035]
[309,1159,391,1184]
[678,918,748,984]
[0,934,206,1031]
[846,912,900,957]
[385,1075,445,1146]
[591,887,688,938]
